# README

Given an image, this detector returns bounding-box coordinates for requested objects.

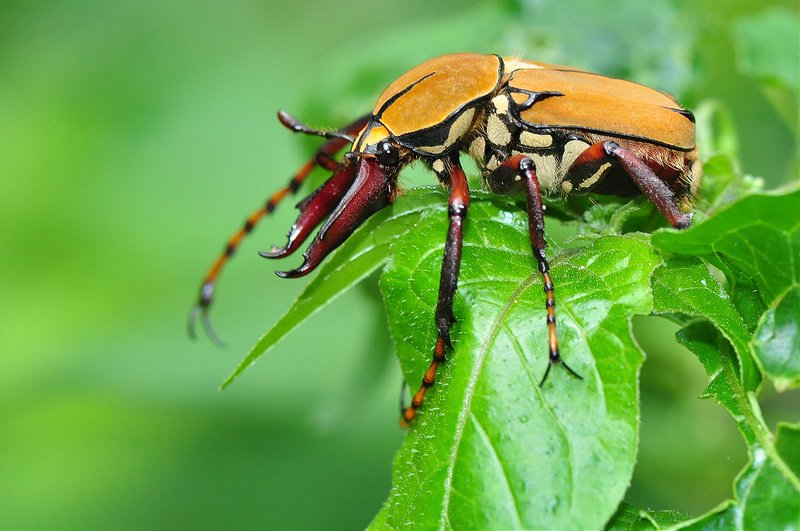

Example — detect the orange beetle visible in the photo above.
[191,53,700,424]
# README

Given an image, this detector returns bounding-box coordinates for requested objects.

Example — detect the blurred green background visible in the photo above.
[1,0,797,528]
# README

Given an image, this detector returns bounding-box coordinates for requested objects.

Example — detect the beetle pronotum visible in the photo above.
[191,53,700,424]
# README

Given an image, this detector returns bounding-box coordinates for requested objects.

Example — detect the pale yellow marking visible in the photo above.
[469,136,485,161]
[580,162,612,189]
[530,153,559,191]
[519,131,553,148]
[417,108,476,154]
[562,181,573,193]
[432,159,445,173]
[487,114,511,146]
[560,139,590,176]
[486,155,500,171]
[491,95,509,115]
[514,175,521,181]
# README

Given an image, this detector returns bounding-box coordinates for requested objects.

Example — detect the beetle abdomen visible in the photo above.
[505,60,696,151]
[467,57,698,201]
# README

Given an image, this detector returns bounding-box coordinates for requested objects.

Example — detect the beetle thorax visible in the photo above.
[467,93,591,195]
[367,53,504,157]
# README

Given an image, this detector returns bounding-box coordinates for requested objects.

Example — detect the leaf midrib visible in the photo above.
[439,272,539,529]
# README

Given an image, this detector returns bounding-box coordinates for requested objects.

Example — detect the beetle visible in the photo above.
[190,53,700,424]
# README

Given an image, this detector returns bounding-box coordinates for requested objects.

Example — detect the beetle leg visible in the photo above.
[260,162,357,259]
[189,113,370,344]
[602,141,693,229]
[563,141,692,229]
[402,160,470,425]
[494,154,582,386]
[277,157,396,278]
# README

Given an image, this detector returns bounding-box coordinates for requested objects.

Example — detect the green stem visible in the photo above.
[742,391,800,492]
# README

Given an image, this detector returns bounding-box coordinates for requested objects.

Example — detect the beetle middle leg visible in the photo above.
[402,158,470,425]
[492,154,583,386]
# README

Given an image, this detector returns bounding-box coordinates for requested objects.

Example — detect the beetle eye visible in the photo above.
[375,140,400,167]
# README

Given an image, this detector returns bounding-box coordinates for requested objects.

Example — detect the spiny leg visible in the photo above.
[496,154,582,386]
[259,162,358,260]
[564,140,692,229]
[189,113,370,343]
[601,141,692,229]
[402,159,469,425]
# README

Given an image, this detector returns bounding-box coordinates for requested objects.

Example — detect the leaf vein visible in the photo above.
[439,273,539,529]
[469,412,524,529]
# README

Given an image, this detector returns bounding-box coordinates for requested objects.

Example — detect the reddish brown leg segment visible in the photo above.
[403,161,470,425]
[603,141,693,229]
[276,157,396,278]
[500,155,582,386]
[189,113,370,343]
[260,162,358,260]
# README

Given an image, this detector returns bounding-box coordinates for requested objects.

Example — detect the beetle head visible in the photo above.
[350,120,413,172]
[275,130,403,279]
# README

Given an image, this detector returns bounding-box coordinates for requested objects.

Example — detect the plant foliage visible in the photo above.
[222,4,799,526]
[226,168,798,528]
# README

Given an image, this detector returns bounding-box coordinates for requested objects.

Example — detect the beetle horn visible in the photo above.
[276,157,395,278]
[260,162,358,259]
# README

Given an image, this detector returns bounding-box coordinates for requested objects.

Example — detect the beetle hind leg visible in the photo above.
[602,141,692,229]
[563,140,693,229]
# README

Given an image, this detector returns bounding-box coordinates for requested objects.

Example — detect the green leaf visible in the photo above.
[651,257,760,392]
[671,323,800,530]
[605,502,691,530]
[653,189,800,389]
[676,500,737,531]
[371,196,663,530]
[222,188,445,387]
[753,286,800,390]
[739,422,800,530]
[653,190,800,303]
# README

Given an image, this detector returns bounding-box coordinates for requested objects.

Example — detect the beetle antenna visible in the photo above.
[278,110,356,142]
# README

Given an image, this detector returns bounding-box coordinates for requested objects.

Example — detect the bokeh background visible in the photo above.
[1,0,797,528]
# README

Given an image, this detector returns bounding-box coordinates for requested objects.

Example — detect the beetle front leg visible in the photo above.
[189,113,370,344]
[277,156,396,278]
[402,160,470,425]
